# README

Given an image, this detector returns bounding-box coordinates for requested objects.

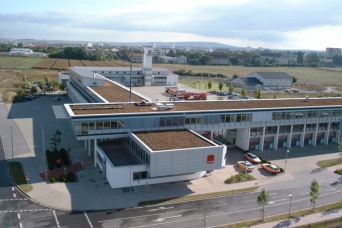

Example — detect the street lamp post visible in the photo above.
[10,126,14,159]
[130,166,133,195]
[287,194,293,227]
[284,149,289,172]
[129,52,133,102]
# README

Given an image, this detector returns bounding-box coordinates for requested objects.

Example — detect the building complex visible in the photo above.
[60,47,342,189]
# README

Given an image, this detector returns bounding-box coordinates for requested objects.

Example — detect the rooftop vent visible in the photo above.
[304,96,309,102]
[135,100,151,106]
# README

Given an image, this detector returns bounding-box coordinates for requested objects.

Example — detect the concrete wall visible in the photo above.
[235,128,249,150]
[149,146,225,177]
[166,74,178,86]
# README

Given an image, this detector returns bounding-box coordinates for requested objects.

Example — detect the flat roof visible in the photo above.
[90,81,147,103]
[134,130,215,151]
[68,97,342,116]
[99,140,142,166]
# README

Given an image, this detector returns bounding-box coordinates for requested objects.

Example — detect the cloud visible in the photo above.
[1,0,342,49]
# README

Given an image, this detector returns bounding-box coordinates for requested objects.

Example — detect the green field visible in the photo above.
[0,56,341,84]
[0,56,45,69]
[155,63,342,83]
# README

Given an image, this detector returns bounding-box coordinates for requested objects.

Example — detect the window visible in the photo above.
[207,155,215,164]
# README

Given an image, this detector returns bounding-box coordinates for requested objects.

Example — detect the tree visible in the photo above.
[30,86,37,95]
[309,179,320,212]
[201,199,212,228]
[257,188,270,221]
[59,83,67,91]
[254,89,262,99]
[273,93,277,99]
[49,130,62,152]
[218,82,223,91]
[17,42,24,48]
[297,51,305,65]
[22,76,29,89]
[199,55,213,65]
[229,83,234,93]
[241,87,247,97]
[207,81,212,90]
[292,76,298,83]
[232,74,239,79]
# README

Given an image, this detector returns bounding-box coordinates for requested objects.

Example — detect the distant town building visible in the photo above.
[9,48,46,57]
[326,48,341,58]
[231,72,292,90]
[159,55,187,64]
[85,42,93,48]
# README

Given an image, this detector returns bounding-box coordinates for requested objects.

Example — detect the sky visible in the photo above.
[1,0,342,50]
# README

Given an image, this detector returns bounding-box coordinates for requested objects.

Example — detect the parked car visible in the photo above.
[245,152,261,163]
[261,163,280,174]
[24,95,34,101]
[169,97,180,101]
[237,161,254,171]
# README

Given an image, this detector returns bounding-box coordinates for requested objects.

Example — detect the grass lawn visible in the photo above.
[138,186,259,206]
[316,158,342,168]
[0,56,45,69]
[155,63,342,84]
[8,161,33,192]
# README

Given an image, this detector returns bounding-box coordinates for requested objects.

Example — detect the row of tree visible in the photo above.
[257,179,320,221]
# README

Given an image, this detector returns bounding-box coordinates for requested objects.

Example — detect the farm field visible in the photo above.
[0,56,45,69]
[154,63,342,84]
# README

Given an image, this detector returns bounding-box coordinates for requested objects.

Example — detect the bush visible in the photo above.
[50,177,56,183]
[45,150,54,170]
[60,148,70,166]
[67,173,75,182]
[59,174,66,182]
[334,168,342,175]
[280,167,284,173]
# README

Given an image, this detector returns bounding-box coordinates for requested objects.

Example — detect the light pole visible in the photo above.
[287,194,293,227]
[11,126,14,159]
[284,149,289,172]
[130,166,133,195]
[129,51,133,102]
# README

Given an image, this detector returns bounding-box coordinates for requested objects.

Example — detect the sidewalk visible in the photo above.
[252,209,342,228]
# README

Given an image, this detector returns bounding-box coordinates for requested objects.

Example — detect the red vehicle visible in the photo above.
[261,163,281,174]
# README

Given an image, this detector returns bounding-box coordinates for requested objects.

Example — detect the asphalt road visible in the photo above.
[80,182,341,228]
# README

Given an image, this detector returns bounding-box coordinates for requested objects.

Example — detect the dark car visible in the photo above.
[54,97,61,101]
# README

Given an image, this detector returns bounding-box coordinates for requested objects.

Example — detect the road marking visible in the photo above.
[84,212,94,228]
[147,206,174,212]
[98,213,164,223]
[243,199,256,203]
[154,215,182,222]
[12,187,15,191]
[13,193,16,198]
[126,190,342,228]
[0,198,27,201]
[17,213,20,219]
[181,208,198,212]
[19,223,23,228]
[53,210,61,228]
[0,208,53,213]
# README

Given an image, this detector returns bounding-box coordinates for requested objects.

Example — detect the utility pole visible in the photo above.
[11,126,14,159]
[130,51,133,102]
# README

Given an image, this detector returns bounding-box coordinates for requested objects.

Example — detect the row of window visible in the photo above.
[122,137,150,166]
[250,122,340,135]
[74,120,126,135]
[272,109,342,120]
[220,114,252,123]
